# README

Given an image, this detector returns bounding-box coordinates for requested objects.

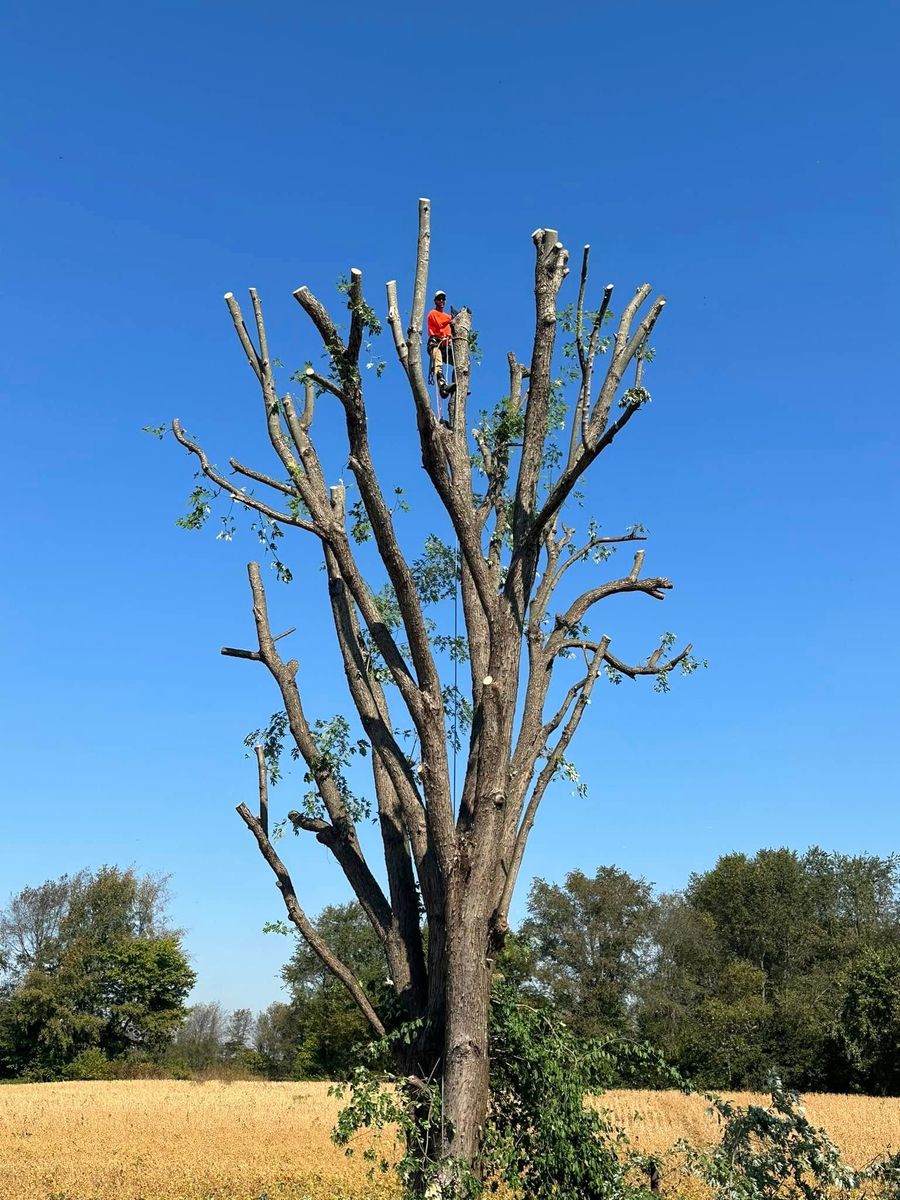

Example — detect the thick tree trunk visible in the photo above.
[427,906,492,1197]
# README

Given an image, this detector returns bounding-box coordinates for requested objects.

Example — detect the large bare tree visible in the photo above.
[169,200,693,1194]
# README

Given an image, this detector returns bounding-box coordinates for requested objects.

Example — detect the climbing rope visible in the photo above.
[432,332,455,421]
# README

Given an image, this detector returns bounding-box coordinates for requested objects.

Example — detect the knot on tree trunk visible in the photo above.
[449,1036,484,1062]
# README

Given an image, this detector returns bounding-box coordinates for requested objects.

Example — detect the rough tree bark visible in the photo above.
[169,200,690,1196]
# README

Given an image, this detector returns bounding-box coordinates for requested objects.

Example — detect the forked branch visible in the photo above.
[496,637,609,931]
[171,420,321,535]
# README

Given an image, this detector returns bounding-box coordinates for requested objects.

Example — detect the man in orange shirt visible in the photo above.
[426,289,455,399]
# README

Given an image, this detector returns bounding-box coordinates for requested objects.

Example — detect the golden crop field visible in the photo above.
[1,1080,899,1200]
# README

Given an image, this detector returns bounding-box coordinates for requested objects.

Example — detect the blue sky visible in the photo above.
[1,1,897,1011]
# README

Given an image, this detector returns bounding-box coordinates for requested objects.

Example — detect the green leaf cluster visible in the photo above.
[485,981,681,1199]
[302,714,371,823]
[681,1077,900,1198]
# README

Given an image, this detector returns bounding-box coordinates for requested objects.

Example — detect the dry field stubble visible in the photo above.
[0,1081,397,1200]
[1,1081,899,1200]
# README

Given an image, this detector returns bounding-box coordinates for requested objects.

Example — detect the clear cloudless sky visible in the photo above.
[1,1,898,1011]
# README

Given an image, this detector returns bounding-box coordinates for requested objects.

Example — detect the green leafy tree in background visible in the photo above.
[637,848,900,1090]
[835,945,900,1095]
[223,848,900,1097]
[253,1000,304,1078]
[634,893,719,1064]
[492,848,900,1095]
[0,867,194,1079]
[520,866,655,1038]
[167,1000,227,1070]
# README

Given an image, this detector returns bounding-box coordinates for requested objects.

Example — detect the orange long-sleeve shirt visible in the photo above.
[427,308,453,343]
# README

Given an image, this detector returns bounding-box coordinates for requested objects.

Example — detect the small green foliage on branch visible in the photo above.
[176,481,216,530]
[412,535,459,606]
[331,1017,450,1197]
[558,300,614,366]
[243,711,370,822]
[337,274,387,378]
[244,711,292,784]
[619,386,652,409]
[337,273,383,338]
[301,715,370,823]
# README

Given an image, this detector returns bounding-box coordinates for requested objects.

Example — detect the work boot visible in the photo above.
[437,374,456,399]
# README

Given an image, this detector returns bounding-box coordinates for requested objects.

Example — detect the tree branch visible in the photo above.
[589,289,665,438]
[347,268,364,364]
[222,626,293,660]
[386,279,410,375]
[293,286,347,361]
[512,229,569,548]
[305,369,346,403]
[223,292,262,382]
[254,744,269,837]
[233,562,396,943]
[407,198,431,385]
[574,244,590,376]
[218,287,435,747]
[495,637,609,931]
[228,458,295,497]
[171,420,321,535]
[320,480,455,880]
[568,270,613,468]
[508,279,665,581]
[322,536,430,1009]
[236,802,385,1037]
[549,528,648,591]
[321,499,436,902]
[191,319,429,740]
[577,638,693,680]
[548,553,673,655]
[384,207,497,624]
[279,381,316,465]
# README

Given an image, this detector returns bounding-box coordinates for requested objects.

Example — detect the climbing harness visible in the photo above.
[427,334,455,421]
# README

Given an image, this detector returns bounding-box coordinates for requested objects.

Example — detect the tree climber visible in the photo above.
[426,289,456,399]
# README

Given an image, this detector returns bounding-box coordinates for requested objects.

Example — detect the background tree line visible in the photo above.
[266,847,900,1095]
[516,847,900,1095]
[3,847,899,1093]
